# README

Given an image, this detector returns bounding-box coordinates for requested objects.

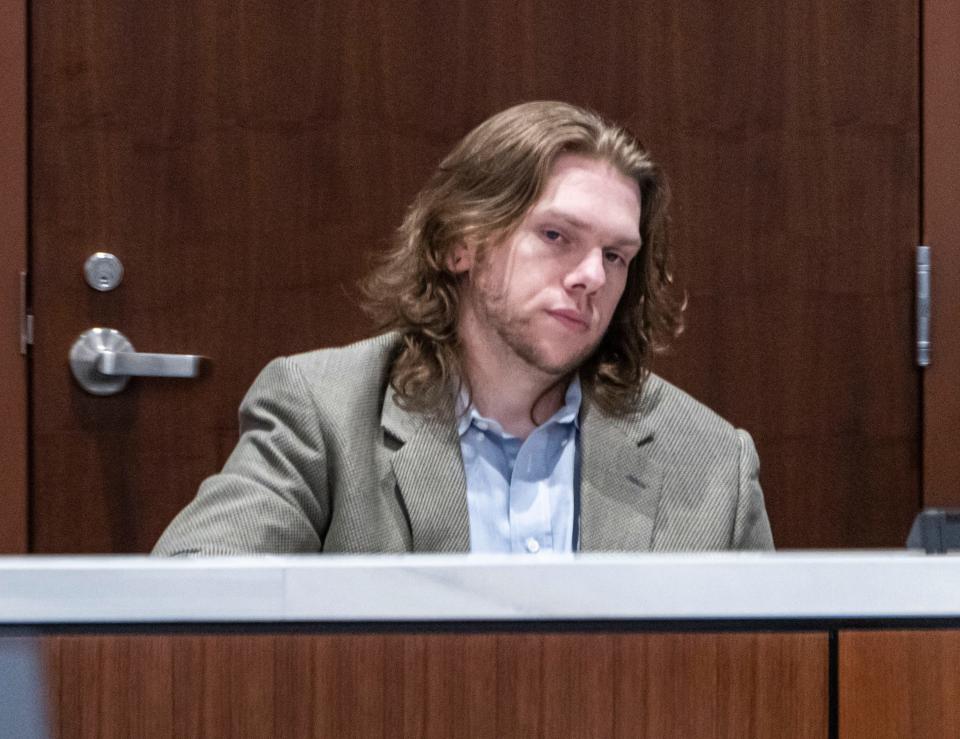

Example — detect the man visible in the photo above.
[154,101,773,555]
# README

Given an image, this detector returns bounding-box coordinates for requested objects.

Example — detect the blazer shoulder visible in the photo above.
[286,332,401,378]
[638,372,740,451]
[252,333,402,424]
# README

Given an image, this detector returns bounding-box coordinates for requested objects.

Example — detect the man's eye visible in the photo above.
[604,250,627,266]
[543,229,563,242]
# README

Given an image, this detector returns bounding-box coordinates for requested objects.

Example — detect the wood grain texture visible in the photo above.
[923,0,960,507]
[839,629,960,738]
[649,1,921,547]
[0,0,28,553]
[29,0,920,551]
[33,631,828,738]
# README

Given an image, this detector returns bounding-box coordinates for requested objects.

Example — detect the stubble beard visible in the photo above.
[471,282,599,379]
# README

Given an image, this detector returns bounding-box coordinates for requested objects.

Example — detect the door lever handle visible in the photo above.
[70,327,207,396]
[96,349,202,378]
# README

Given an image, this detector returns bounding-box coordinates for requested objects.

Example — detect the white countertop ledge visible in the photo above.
[1,551,958,624]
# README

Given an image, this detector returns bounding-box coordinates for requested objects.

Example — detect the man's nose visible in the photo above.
[565,248,606,293]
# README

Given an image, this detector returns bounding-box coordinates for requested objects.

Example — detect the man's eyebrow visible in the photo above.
[537,209,591,231]
[536,208,642,247]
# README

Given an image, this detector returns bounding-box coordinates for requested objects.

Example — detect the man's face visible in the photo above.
[455,153,643,379]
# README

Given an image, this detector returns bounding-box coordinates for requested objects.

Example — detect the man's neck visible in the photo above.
[459,337,570,440]
[464,366,568,440]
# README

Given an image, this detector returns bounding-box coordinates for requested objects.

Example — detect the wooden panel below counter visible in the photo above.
[30,631,828,739]
[840,629,960,739]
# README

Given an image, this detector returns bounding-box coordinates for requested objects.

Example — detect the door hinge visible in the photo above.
[916,245,930,367]
[20,270,33,355]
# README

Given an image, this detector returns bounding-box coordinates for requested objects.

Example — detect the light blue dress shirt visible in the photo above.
[457,378,582,554]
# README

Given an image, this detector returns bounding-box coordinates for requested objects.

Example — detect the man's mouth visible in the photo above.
[547,309,590,331]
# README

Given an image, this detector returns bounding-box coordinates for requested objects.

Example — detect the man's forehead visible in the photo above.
[529,156,642,244]
[545,153,641,194]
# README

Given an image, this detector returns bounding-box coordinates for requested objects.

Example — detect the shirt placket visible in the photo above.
[509,426,554,554]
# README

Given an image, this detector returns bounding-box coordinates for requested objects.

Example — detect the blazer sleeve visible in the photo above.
[732,429,775,550]
[153,357,330,555]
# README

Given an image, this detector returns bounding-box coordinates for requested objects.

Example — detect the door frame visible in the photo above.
[4,1,958,552]
[922,0,960,507]
[0,0,27,554]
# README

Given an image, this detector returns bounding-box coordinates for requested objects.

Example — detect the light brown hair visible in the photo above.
[362,100,683,415]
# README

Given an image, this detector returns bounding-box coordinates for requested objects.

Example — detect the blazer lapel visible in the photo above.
[578,399,664,552]
[381,387,471,552]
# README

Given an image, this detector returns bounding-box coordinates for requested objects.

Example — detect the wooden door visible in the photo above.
[29,1,920,552]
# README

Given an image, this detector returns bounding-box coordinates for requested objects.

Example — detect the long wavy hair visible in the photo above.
[362,101,683,415]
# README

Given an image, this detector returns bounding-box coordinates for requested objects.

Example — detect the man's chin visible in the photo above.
[492,323,600,378]
[523,342,598,378]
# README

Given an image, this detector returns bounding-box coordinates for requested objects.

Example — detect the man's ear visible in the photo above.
[446,242,475,274]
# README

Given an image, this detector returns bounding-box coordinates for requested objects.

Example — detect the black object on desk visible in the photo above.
[907,509,960,554]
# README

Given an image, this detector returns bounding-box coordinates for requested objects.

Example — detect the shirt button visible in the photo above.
[525,537,540,554]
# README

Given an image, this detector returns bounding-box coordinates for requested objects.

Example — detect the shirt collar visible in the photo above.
[456,375,583,437]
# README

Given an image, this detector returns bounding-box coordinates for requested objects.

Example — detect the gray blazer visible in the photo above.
[154,333,774,555]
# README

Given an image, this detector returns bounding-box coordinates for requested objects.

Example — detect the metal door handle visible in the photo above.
[70,327,206,395]
[96,349,201,378]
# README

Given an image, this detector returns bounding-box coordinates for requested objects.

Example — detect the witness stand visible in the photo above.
[2,553,959,738]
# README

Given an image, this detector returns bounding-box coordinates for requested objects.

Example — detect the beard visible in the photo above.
[467,277,600,379]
